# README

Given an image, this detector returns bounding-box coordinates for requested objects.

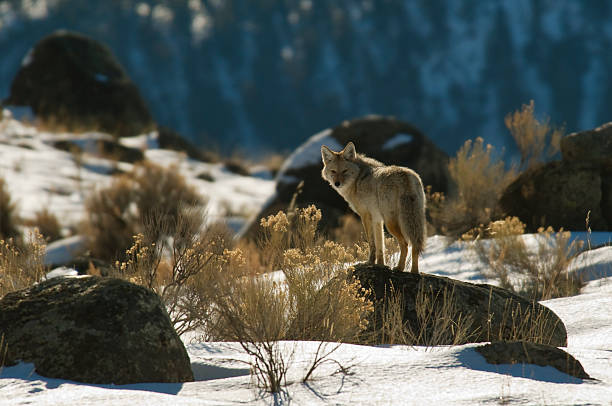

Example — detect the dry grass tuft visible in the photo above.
[473,217,584,301]
[487,298,565,345]
[209,205,372,392]
[27,209,62,243]
[428,138,516,237]
[0,230,47,297]
[505,100,564,171]
[112,208,234,336]
[0,177,20,241]
[371,283,476,347]
[83,161,206,261]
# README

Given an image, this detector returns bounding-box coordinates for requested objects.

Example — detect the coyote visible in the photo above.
[321,142,426,273]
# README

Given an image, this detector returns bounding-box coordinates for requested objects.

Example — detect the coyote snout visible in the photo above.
[321,142,426,273]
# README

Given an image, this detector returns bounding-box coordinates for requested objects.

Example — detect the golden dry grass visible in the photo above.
[472,217,584,301]
[505,100,564,171]
[83,161,206,261]
[428,137,517,237]
[0,230,47,297]
[0,177,19,241]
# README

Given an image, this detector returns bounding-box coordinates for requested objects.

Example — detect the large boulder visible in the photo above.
[3,31,154,137]
[499,122,612,231]
[241,116,450,238]
[351,264,567,347]
[475,341,590,380]
[499,161,611,232]
[0,276,193,384]
[561,122,612,166]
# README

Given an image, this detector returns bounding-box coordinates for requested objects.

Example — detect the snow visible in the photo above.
[2,111,612,405]
[0,111,274,231]
[381,133,414,150]
[276,128,342,184]
[2,232,612,405]
[44,235,87,266]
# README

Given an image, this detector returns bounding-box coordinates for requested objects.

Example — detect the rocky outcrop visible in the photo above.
[0,276,193,384]
[561,122,612,166]
[4,31,154,137]
[241,116,450,238]
[500,123,612,231]
[351,264,567,347]
[476,341,590,380]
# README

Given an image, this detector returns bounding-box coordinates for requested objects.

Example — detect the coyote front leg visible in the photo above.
[361,212,376,264]
[373,218,385,266]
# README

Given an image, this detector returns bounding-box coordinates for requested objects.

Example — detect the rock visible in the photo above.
[241,115,450,238]
[351,264,567,347]
[0,276,193,384]
[500,121,612,232]
[561,122,612,166]
[475,341,590,380]
[96,139,145,163]
[157,126,211,162]
[4,31,154,137]
[499,161,611,231]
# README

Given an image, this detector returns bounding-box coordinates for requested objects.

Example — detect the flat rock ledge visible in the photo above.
[476,341,591,380]
[351,264,567,347]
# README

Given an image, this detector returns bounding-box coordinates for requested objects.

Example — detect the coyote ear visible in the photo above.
[342,142,356,160]
[321,145,334,164]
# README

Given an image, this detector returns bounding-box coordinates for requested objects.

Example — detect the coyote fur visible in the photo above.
[321,142,426,273]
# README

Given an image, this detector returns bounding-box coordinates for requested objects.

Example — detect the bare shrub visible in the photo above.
[473,217,584,300]
[113,208,234,336]
[0,230,46,297]
[84,161,206,261]
[211,206,372,392]
[371,283,476,347]
[428,138,516,237]
[505,100,564,171]
[282,241,373,343]
[213,275,291,393]
[28,209,62,242]
[0,177,19,240]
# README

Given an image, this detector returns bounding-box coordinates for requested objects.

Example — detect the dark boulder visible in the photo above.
[4,31,154,137]
[500,122,612,231]
[476,341,590,380]
[351,264,567,347]
[157,126,211,162]
[561,122,612,166]
[96,139,145,163]
[499,161,611,232]
[241,116,450,238]
[0,276,193,384]
[52,138,144,163]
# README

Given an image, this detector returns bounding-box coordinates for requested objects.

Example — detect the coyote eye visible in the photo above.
[342,170,348,175]
[330,170,336,174]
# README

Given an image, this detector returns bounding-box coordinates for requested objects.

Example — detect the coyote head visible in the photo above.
[321,142,359,191]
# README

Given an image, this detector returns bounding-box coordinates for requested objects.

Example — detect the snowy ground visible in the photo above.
[1,111,612,405]
[0,109,275,234]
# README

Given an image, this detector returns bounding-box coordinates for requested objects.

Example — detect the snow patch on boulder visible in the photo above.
[276,128,342,182]
[382,133,414,150]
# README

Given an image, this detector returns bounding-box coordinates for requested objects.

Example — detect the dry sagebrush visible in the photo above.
[114,204,372,392]
[472,217,584,301]
[0,177,19,241]
[505,100,563,171]
[370,283,477,347]
[428,137,516,237]
[0,231,47,297]
[84,161,206,261]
